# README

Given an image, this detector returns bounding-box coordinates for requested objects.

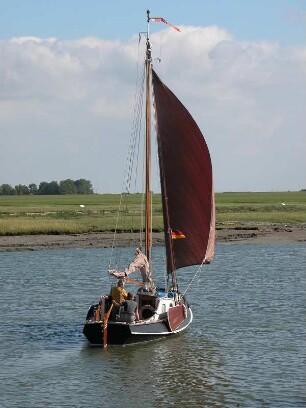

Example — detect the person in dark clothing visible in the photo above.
[120,292,139,322]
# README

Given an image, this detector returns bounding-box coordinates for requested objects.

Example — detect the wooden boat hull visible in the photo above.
[83,307,193,346]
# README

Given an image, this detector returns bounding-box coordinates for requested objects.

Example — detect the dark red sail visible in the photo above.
[152,69,215,273]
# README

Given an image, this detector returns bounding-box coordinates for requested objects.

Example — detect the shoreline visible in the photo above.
[0,223,305,252]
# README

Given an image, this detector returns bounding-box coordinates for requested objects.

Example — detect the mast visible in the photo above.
[145,10,152,262]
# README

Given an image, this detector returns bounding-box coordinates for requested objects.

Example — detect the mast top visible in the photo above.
[146,10,152,63]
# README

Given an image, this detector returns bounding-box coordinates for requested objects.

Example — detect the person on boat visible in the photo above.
[109,248,153,288]
[108,279,128,320]
[126,248,152,284]
[110,279,128,304]
[119,292,139,323]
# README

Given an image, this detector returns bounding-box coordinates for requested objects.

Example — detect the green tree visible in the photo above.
[59,179,77,194]
[38,182,48,195]
[15,184,30,195]
[48,181,60,194]
[0,184,16,195]
[38,181,60,195]
[75,179,93,194]
[2,179,95,195]
[28,183,38,195]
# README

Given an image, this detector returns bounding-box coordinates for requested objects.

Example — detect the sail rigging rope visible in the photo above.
[182,260,206,297]
[108,45,146,271]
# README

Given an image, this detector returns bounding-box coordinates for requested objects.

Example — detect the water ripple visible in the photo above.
[0,243,305,407]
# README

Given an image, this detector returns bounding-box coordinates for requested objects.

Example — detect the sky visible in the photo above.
[1,0,305,193]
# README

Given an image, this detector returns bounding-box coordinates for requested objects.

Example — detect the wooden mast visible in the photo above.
[145,10,152,262]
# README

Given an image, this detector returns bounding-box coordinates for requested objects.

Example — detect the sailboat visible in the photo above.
[83,11,215,347]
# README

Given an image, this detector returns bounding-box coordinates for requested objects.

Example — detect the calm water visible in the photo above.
[0,243,305,408]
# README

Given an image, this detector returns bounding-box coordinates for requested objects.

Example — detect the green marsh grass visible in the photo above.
[0,192,305,236]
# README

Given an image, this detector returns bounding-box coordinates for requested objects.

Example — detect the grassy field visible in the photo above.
[216,191,306,225]
[0,191,305,236]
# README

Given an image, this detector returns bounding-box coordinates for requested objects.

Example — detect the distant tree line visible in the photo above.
[0,179,94,195]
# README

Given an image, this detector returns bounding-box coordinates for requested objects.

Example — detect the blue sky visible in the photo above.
[0,0,305,193]
[1,0,305,43]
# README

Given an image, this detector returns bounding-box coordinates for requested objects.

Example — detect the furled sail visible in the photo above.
[152,69,215,273]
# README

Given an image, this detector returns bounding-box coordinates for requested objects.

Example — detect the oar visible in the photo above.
[102,303,113,348]
[109,271,144,287]
[124,277,145,287]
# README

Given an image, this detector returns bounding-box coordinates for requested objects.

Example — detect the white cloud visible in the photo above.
[0,26,305,192]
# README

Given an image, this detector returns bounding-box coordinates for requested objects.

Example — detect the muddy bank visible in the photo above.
[0,223,305,252]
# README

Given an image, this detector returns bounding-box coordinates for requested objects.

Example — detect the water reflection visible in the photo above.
[80,332,234,407]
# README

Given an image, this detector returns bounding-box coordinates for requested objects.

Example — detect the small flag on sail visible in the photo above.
[171,229,186,239]
[150,17,181,32]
